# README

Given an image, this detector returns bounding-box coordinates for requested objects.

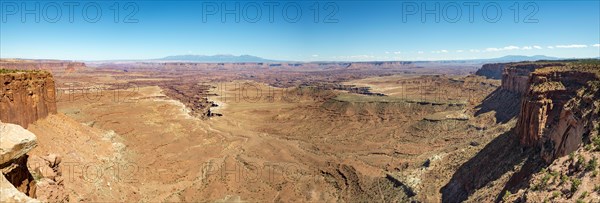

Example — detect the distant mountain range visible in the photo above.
[156,55,276,63]
[479,55,562,62]
[155,54,571,63]
[71,54,600,64]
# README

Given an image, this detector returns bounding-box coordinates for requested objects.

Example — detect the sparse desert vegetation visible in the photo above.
[1,59,599,202]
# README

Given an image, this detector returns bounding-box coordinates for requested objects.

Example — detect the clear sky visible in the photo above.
[1,0,599,61]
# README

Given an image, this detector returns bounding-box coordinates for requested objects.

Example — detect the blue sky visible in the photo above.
[1,1,599,61]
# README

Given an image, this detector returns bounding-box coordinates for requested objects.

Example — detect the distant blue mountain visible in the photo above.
[153,54,568,63]
[408,55,565,64]
[428,55,564,64]
[487,55,562,62]
[157,54,276,62]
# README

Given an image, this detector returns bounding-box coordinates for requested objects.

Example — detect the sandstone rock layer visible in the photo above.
[0,122,38,165]
[0,71,57,128]
[512,62,600,162]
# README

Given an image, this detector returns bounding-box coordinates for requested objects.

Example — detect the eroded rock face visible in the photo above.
[0,122,38,165]
[158,82,217,118]
[501,64,535,94]
[540,80,599,161]
[1,122,38,198]
[500,63,566,95]
[0,175,39,203]
[0,60,86,73]
[319,163,414,202]
[513,63,600,162]
[0,122,68,202]
[0,71,57,128]
[516,70,598,146]
[27,154,68,202]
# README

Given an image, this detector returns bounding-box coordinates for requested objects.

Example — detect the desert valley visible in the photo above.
[1,58,599,202]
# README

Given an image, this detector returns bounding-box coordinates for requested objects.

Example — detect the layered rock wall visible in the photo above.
[0,71,57,128]
[501,65,533,94]
[512,62,600,162]
[499,63,567,95]
[516,70,598,146]
[0,61,86,73]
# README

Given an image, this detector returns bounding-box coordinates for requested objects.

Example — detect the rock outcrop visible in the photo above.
[158,82,220,118]
[1,122,39,202]
[0,71,57,128]
[0,60,86,74]
[514,62,600,162]
[539,79,599,161]
[321,94,465,121]
[0,122,68,202]
[0,123,38,164]
[501,65,532,94]
[442,60,600,202]
[0,174,39,203]
[499,62,566,95]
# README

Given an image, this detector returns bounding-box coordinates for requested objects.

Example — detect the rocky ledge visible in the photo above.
[1,122,68,202]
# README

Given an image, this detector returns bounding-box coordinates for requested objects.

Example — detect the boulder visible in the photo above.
[0,122,38,165]
[27,155,57,180]
[41,154,61,168]
[33,178,68,202]
[0,174,40,203]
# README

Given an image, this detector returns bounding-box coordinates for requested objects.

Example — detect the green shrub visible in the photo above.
[539,173,551,190]
[579,191,588,199]
[586,157,598,171]
[571,178,582,193]
[577,155,586,166]
[585,144,593,151]
[551,171,559,182]
[593,136,600,151]
[502,190,511,202]
[560,174,568,185]
[552,191,560,199]
[569,152,576,161]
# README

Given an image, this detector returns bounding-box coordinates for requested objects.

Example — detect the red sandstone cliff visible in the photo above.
[0,71,57,128]
[0,60,86,74]
[499,63,569,94]
[514,63,600,162]
[501,65,532,94]
[442,61,600,202]
[544,82,598,159]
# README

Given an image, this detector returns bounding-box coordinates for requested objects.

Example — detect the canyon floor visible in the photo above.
[4,60,599,202]
[27,68,507,202]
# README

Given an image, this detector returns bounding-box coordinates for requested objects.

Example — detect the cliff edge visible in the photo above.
[0,70,57,128]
